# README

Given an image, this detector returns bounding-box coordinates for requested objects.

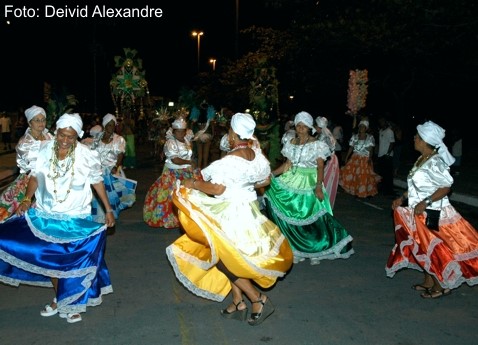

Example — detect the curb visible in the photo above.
[394,178,478,208]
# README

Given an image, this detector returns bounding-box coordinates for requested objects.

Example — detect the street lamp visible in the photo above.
[209,58,216,71]
[192,31,204,73]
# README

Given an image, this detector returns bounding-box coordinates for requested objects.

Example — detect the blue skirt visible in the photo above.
[92,170,137,223]
[0,209,113,314]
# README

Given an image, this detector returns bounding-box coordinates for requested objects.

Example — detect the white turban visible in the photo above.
[417,121,455,166]
[359,120,369,129]
[294,111,316,134]
[90,125,103,137]
[25,105,46,122]
[172,117,188,129]
[55,113,84,138]
[231,113,256,139]
[102,113,117,127]
[315,116,328,129]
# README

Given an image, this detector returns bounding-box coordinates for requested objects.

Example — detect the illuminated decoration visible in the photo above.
[346,69,368,127]
[110,48,150,118]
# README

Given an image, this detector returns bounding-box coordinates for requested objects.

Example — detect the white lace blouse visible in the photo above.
[282,139,330,168]
[201,147,271,202]
[407,155,453,209]
[164,138,193,169]
[95,133,126,171]
[15,128,54,174]
[31,140,103,218]
[348,133,375,157]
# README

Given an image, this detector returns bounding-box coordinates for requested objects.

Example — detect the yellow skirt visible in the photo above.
[166,186,293,302]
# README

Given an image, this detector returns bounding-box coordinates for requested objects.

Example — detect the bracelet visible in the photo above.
[106,209,114,213]
[21,197,32,204]
[425,196,433,206]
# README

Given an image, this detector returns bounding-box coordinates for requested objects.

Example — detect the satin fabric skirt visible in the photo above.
[0,209,112,314]
[166,186,293,302]
[264,167,354,262]
[143,166,202,229]
[0,173,29,222]
[324,154,340,209]
[385,205,478,290]
[339,153,381,198]
[92,169,137,223]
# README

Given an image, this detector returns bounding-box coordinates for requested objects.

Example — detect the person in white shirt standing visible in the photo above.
[376,115,395,196]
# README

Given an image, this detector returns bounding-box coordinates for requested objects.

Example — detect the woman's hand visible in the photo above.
[15,201,30,216]
[391,196,403,210]
[105,212,115,228]
[315,185,324,201]
[182,178,195,189]
[413,200,427,215]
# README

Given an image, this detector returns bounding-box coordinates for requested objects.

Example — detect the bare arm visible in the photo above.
[15,175,38,215]
[183,178,226,196]
[92,181,115,227]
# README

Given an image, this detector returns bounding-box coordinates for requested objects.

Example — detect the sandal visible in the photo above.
[411,284,432,292]
[220,300,248,321]
[247,294,275,326]
[420,288,452,299]
[40,298,58,317]
[59,313,82,323]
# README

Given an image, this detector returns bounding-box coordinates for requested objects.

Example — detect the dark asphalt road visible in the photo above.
[1,145,478,345]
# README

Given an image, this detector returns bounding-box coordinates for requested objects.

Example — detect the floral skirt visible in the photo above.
[0,209,112,314]
[385,205,478,290]
[264,167,354,262]
[339,153,381,198]
[0,173,29,222]
[166,185,293,302]
[143,166,202,229]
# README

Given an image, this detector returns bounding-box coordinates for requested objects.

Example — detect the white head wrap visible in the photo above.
[89,125,103,137]
[55,113,84,138]
[315,116,328,129]
[25,105,46,122]
[294,111,316,134]
[172,117,188,129]
[102,113,117,127]
[417,121,455,166]
[359,120,369,129]
[231,113,256,139]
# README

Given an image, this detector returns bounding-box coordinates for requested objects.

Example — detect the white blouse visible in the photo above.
[282,139,330,168]
[164,137,193,169]
[202,146,271,202]
[407,155,453,209]
[15,128,54,174]
[349,134,375,157]
[95,133,126,171]
[31,140,103,218]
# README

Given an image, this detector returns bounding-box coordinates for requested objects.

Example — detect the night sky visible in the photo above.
[2,1,265,113]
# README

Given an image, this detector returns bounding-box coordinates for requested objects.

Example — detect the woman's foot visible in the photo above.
[421,288,452,299]
[59,312,83,323]
[40,298,58,317]
[220,300,248,321]
[411,283,433,292]
[247,293,275,326]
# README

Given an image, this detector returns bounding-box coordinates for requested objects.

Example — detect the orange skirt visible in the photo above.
[386,205,478,290]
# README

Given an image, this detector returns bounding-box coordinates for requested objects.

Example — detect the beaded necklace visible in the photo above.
[291,136,310,174]
[408,150,436,178]
[231,143,249,152]
[47,141,76,203]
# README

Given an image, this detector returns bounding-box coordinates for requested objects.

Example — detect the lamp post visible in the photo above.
[209,58,216,71]
[192,31,204,73]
